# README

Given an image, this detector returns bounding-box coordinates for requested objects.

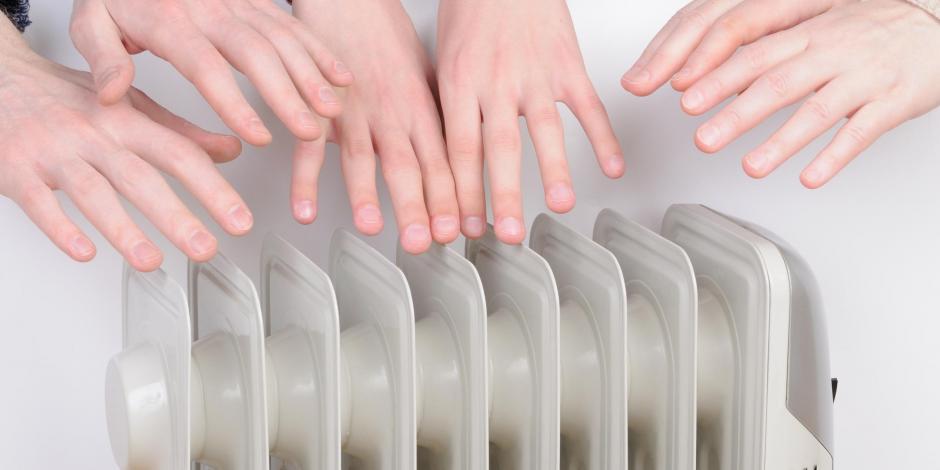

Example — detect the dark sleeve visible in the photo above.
[0,0,29,32]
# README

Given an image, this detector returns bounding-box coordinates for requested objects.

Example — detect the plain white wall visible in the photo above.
[1,0,937,467]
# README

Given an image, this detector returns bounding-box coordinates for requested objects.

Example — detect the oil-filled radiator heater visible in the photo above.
[103,204,835,470]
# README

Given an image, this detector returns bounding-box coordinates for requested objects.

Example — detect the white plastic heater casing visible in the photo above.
[593,209,698,470]
[662,204,834,470]
[397,243,489,470]
[466,226,561,470]
[529,214,628,470]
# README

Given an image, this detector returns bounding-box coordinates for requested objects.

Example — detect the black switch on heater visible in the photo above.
[831,378,839,402]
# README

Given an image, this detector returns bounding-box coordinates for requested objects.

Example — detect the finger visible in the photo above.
[440,85,486,238]
[143,20,273,146]
[202,17,322,141]
[481,105,525,244]
[411,110,460,244]
[374,131,432,254]
[291,134,328,224]
[680,28,809,115]
[694,52,835,153]
[53,159,163,271]
[339,121,384,236]
[84,145,219,262]
[523,97,575,213]
[742,74,880,178]
[10,174,97,262]
[112,112,254,237]
[672,0,833,90]
[801,100,903,189]
[262,6,355,87]
[128,89,242,163]
[69,0,135,104]
[238,9,344,118]
[564,76,625,178]
[621,0,732,96]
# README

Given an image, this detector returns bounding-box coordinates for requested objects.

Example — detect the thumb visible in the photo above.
[69,0,135,105]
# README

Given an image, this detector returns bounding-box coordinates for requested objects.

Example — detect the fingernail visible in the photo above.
[547,183,575,207]
[294,200,317,222]
[131,241,161,266]
[606,154,625,176]
[672,68,692,82]
[432,215,459,237]
[69,235,95,259]
[248,118,271,140]
[334,61,350,75]
[622,67,651,84]
[357,204,383,225]
[682,89,704,110]
[496,217,524,241]
[188,230,216,257]
[97,67,119,90]
[746,151,768,173]
[698,124,721,148]
[803,168,822,185]
[228,205,254,232]
[403,224,432,250]
[298,111,319,129]
[463,216,485,237]
[319,86,339,104]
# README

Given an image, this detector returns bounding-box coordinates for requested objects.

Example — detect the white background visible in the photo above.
[1,0,937,467]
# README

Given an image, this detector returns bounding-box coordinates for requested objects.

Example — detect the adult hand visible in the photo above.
[621,0,854,96]
[291,0,459,254]
[437,0,624,244]
[632,0,940,187]
[0,17,251,271]
[70,0,354,146]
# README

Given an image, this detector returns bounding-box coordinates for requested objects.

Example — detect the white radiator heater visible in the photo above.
[103,204,834,470]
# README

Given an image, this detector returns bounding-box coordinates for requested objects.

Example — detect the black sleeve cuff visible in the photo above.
[0,0,30,32]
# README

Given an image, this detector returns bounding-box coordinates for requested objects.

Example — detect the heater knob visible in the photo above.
[104,343,173,470]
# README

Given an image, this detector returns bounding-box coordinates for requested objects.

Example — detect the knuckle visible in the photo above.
[679,9,710,31]
[488,128,521,153]
[740,42,766,71]
[115,155,158,190]
[803,99,833,122]
[843,124,869,147]
[344,138,374,159]
[527,107,561,127]
[69,169,105,199]
[761,70,789,98]
[421,154,454,178]
[447,135,481,162]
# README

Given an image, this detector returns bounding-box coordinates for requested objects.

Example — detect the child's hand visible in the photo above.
[0,18,249,271]
[625,0,940,188]
[291,0,459,254]
[437,0,624,244]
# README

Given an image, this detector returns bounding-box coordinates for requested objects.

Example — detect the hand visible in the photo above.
[291,0,459,254]
[69,0,354,146]
[436,0,624,244]
[0,17,251,271]
[622,0,854,96]
[631,0,940,187]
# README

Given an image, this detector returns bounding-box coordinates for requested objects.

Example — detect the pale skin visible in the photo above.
[437,0,625,244]
[291,0,460,254]
[0,16,250,271]
[70,0,354,145]
[623,0,940,188]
